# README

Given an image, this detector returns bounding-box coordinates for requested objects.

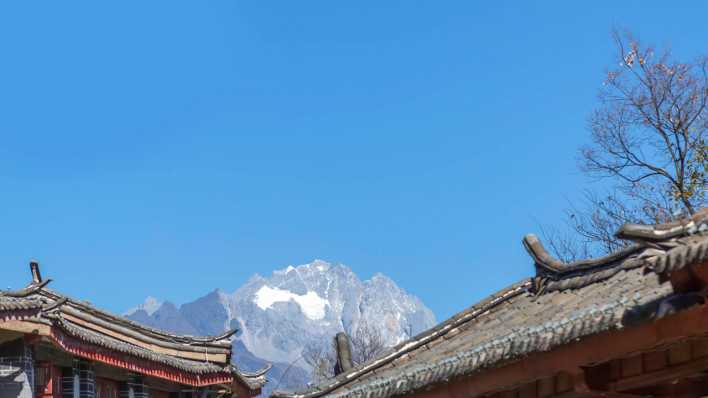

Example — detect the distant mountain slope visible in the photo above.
[126,260,436,395]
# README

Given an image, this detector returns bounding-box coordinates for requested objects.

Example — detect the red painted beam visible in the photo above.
[48,327,234,387]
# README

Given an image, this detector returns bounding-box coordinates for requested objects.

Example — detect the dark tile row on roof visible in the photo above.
[273,209,708,398]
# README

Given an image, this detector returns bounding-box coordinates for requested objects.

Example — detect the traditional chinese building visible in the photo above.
[0,264,268,398]
[275,210,708,398]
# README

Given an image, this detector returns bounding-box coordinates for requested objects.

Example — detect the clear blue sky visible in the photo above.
[1,2,706,320]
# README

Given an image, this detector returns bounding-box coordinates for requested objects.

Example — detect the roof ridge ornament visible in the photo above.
[30,260,43,284]
[204,327,239,343]
[334,332,354,375]
[523,208,708,293]
[42,297,68,312]
[616,208,708,243]
[522,234,641,285]
[233,363,272,378]
[0,279,51,298]
[522,234,565,273]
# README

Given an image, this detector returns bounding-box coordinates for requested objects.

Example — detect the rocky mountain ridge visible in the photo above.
[126,260,436,394]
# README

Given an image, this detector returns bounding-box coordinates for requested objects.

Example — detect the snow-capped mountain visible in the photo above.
[124,296,163,316]
[125,260,436,394]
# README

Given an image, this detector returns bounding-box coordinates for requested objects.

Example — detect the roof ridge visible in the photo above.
[273,279,532,398]
[617,208,708,242]
[273,209,708,398]
[33,287,236,347]
[327,297,633,398]
[524,209,708,293]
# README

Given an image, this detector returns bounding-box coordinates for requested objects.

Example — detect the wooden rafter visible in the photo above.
[609,356,708,392]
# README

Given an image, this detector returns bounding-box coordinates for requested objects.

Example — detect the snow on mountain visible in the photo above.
[254,286,328,320]
[125,260,436,394]
[124,296,163,316]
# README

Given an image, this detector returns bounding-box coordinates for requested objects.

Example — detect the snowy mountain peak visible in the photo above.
[307,259,331,271]
[124,296,163,316]
[125,260,436,395]
[272,259,332,277]
[369,272,394,284]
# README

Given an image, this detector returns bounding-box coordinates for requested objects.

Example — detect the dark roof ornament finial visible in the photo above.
[30,260,43,284]
[522,233,642,293]
[522,234,565,275]
[522,211,708,292]
[617,208,708,242]
[334,332,354,375]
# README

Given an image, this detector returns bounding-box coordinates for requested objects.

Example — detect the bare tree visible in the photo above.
[302,343,337,384]
[539,222,590,263]
[302,322,388,384]
[350,321,386,366]
[546,31,707,259]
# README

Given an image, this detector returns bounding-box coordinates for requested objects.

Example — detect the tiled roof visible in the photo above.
[0,296,43,311]
[51,316,227,374]
[0,275,268,390]
[273,210,708,398]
